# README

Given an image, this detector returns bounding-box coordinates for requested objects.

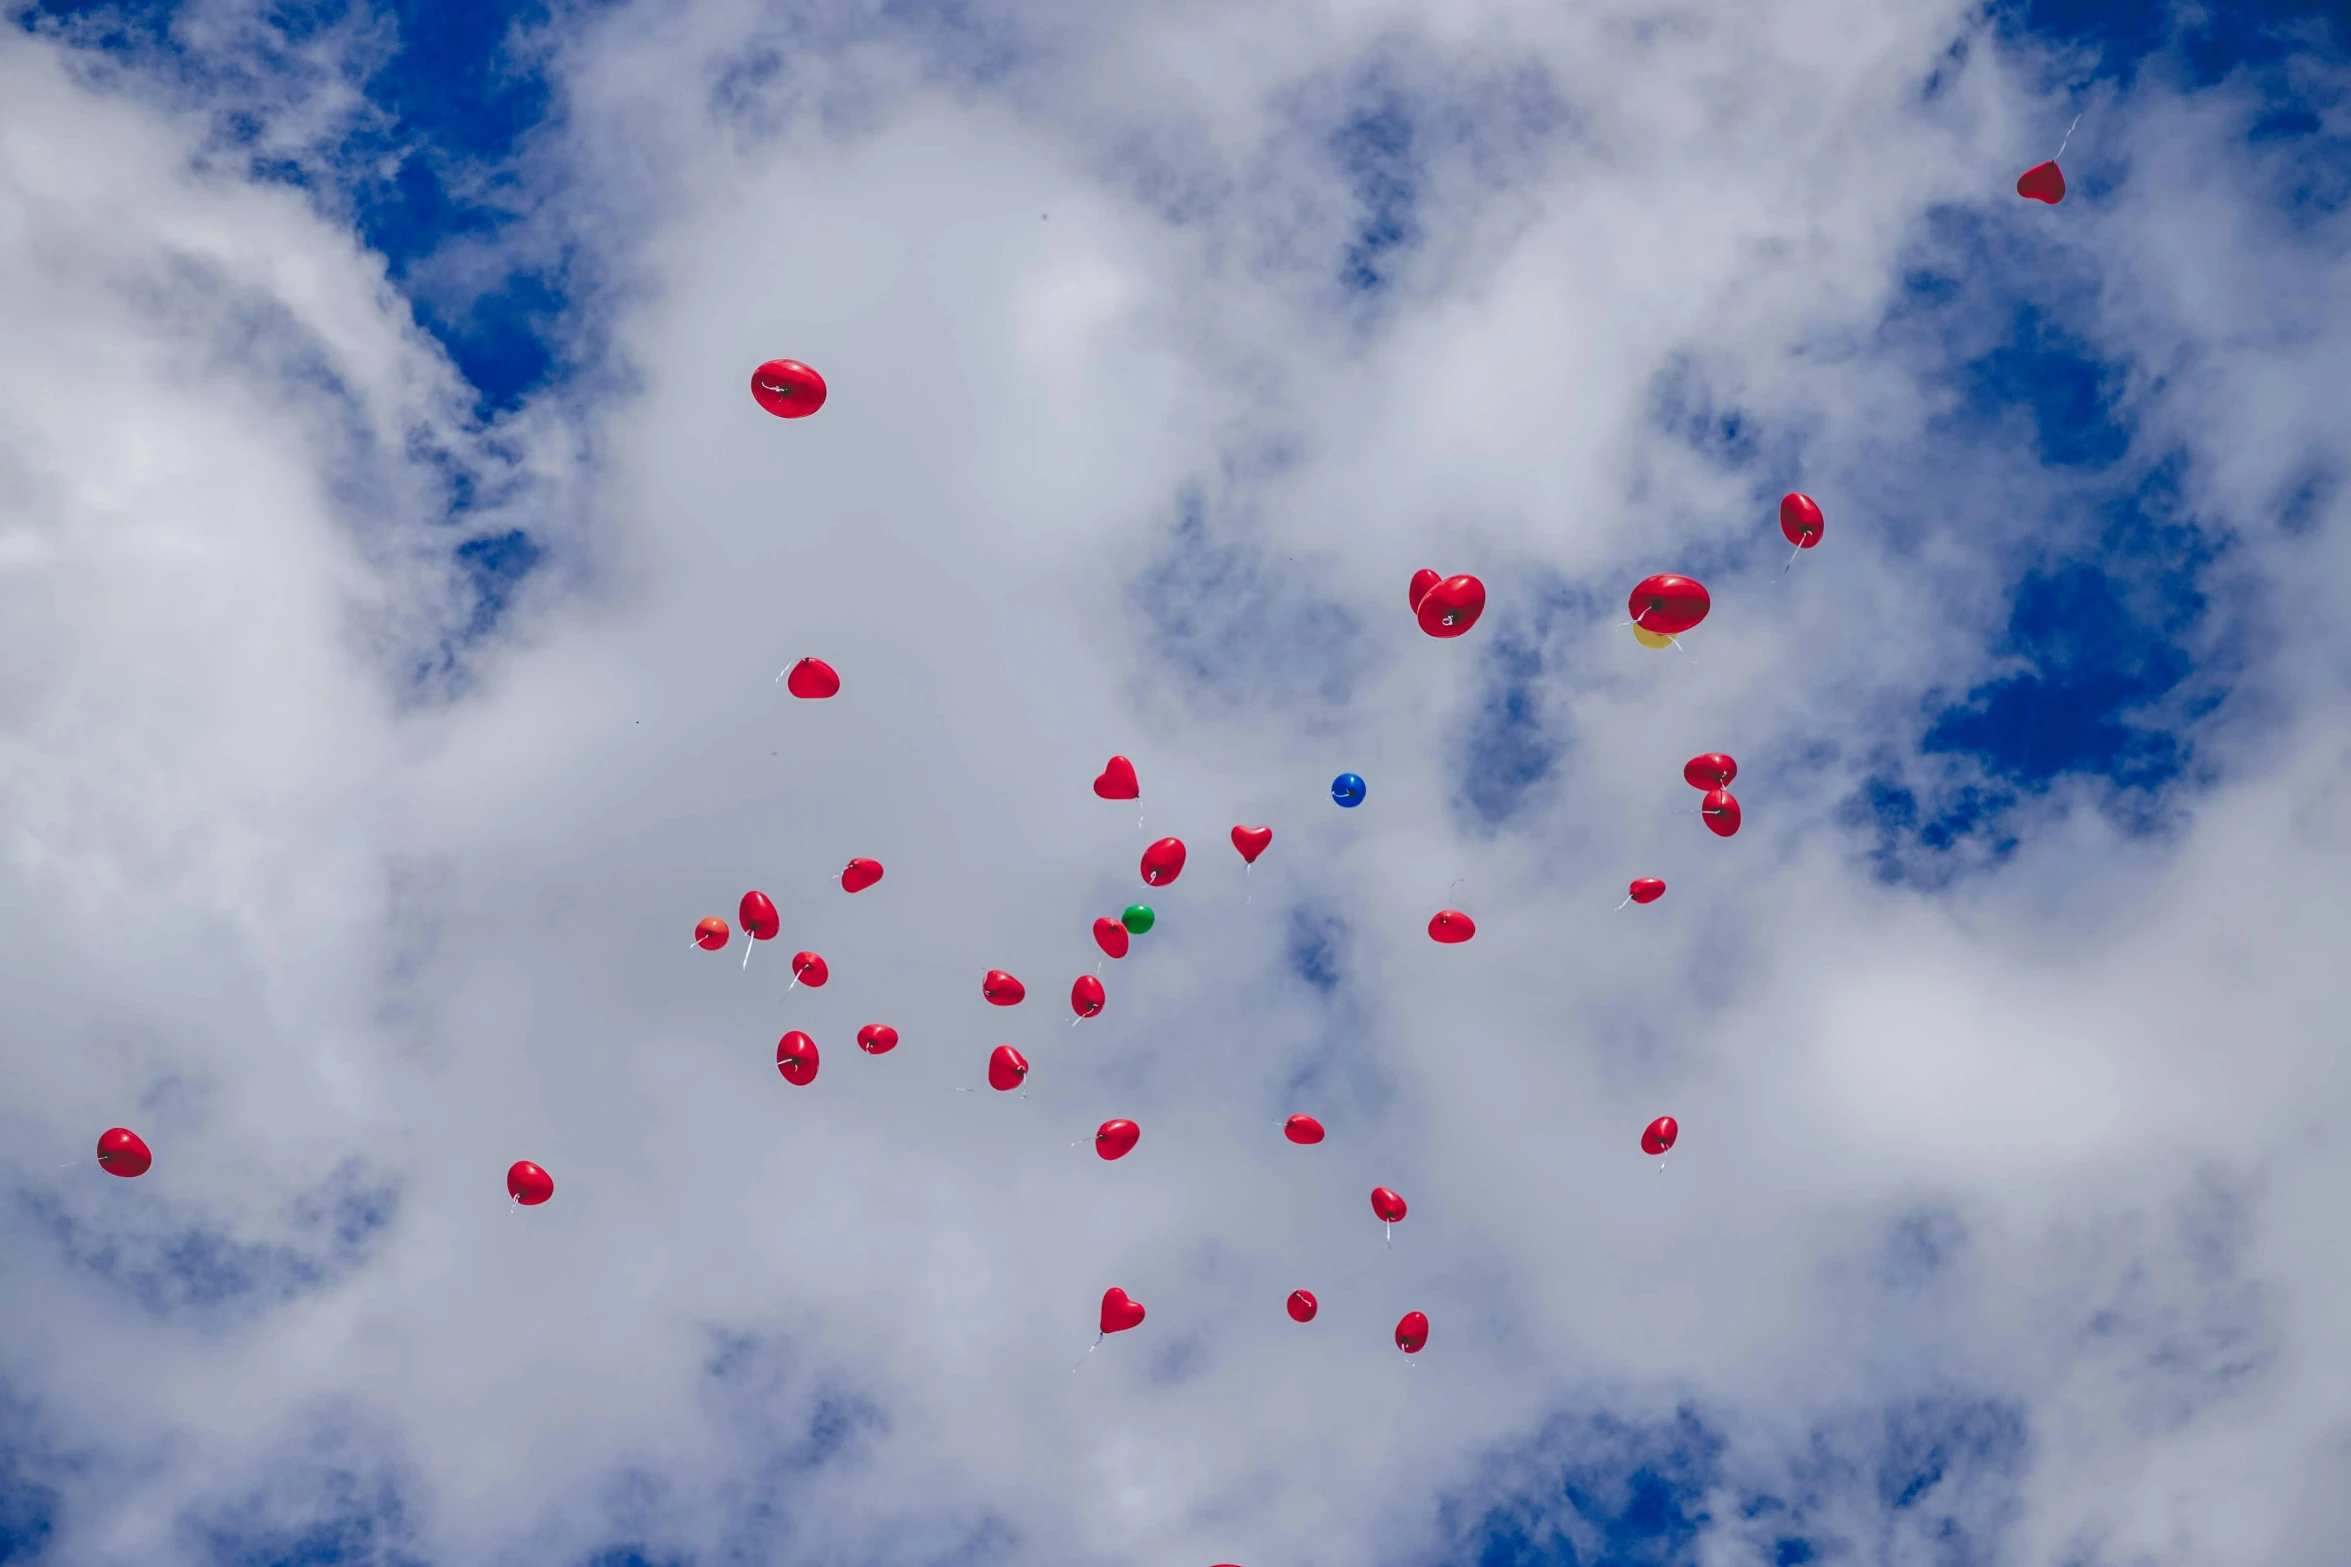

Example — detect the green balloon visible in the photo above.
[1121,904,1156,935]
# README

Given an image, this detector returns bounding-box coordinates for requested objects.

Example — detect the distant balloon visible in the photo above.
[750,358,827,418]
[1428,909,1476,944]
[1071,974,1106,1018]
[1140,837,1187,887]
[1628,574,1710,636]
[506,1160,554,1205]
[1632,625,1677,650]
[1701,789,1742,837]
[96,1127,151,1178]
[792,950,831,987]
[776,1030,820,1086]
[694,916,730,951]
[1095,1119,1140,1160]
[1683,753,1738,790]
[739,892,780,943]
[1284,1114,1326,1146]
[1121,904,1156,935]
[1099,1287,1146,1334]
[1093,755,1140,800]
[1287,1289,1319,1323]
[1331,773,1367,808]
[784,658,840,699]
[1780,492,1825,549]
[1231,825,1273,864]
[1093,916,1131,958]
[1415,573,1487,638]
[857,1023,899,1055]
[988,1045,1030,1092]
[983,970,1027,1006]
[2016,160,2066,204]
[840,857,884,893]
[1370,1187,1409,1224]
[1394,1310,1430,1354]
[1627,878,1666,905]
[1408,569,1441,613]
[1642,1115,1679,1155]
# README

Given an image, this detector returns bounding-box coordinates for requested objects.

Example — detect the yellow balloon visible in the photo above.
[1632,625,1675,649]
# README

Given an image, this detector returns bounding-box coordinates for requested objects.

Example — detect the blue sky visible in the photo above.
[5,0,2351,1563]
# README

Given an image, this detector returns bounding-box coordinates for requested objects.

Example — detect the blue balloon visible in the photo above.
[1331,772,1367,808]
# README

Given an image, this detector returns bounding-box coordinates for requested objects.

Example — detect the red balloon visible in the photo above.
[840,857,884,893]
[775,1030,820,1086]
[1092,917,1130,959]
[2016,160,2065,204]
[694,916,730,951]
[1628,878,1666,905]
[1230,825,1273,864]
[792,950,830,986]
[988,1045,1029,1092]
[785,658,840,699]
[1395,1310,1429,1354]
[1284,1114,1326,1145]
[983,970,1026,1006]
[1408,568,1441,612]
[1099,1287,1146,1334]
[1642,1115,1679,1155]
[1428,909,1476,944]
[750,358,827,418]
[1780,492,1824,548]
[1416,574,1486,638]
[96,1127,151,1178]
[857,1023,899,1055]
[1095,1119,1140,1160]
[1093,755,1139,800]
[506,1160,554,1205]
[1683,753,1737,789]
[1140,837,1187,887]
[1701,788,1742,837]
[1370,1187,1409,1224]
[1071,974,1105,1018]
[1628,574,1711,636]
[1287,1289,1318,1323]
[738,891,780,942]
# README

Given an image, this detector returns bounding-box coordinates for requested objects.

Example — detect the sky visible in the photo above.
[2,0,2349,1563]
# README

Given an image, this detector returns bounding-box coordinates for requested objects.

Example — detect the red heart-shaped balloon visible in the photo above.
[775,1030,820,1086]
[1701,789,1742,838]
[1099,1287,1146,1334]
[1428,909,1476,944]
[738,891,780,942]
[857,1023,898,1055]
[1092,755,1139,800]
[1395,1310,1429,1353]
[694,916,730,950]
[751,358,828,418]
[1094,1119,1139,1160]
[784,658,840,699]
[840,857,883,893]
[1408,568,1441,612]
[791,951,829,986]
[1779,492,1824,547]
[1416,574,1486,638]
[2016,160,2065,204]
[1284,1113,1326,1145]
[1092,917,1130,959]
[97,1127,153,1178]
[1643,1115,1679,1155]
[1628,878,1666,905]
[982,970,1025,1006]
[988,1045,1029,1091]
[1230,825,1272,864]
[1628,574,1711,635]
[506,1159,553,1205]
[1287,1289,1318,1323]
[1071,974,1105,1018]
[1371,1187,1409,1223]
[1140,837,1187,886]
[1683,753,1737,790]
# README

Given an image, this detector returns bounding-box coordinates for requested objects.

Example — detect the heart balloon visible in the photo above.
[988,1045,1029,1092]
[791,951,830,986]
[1287,1289,1318,1323]
[1780,492,1824,548]
[1140,837,1187,887]
[1415,574,1486,638]
[1071,974,1105,1018]
[1283,1114,1326,1145]
[1092,917,1130,959]
[840,857,884,893]
[1701,789,1742,838]
[1094,1119,1139,1160]
[1628,878,1666,905]
[784,658,840,699]
[856,1023,898,1055]
[1371,1187,1409,1224]
[775,1031,820,1086]
[1683,753,1737,789]
[2016,160,2065,204]
[506,1160,554,1205]
[1428,909,1476,944]
[1408,568,1441,612]
[982,970,1026,1006]
[750,358,827,418]
[1627,574,1711,636]
[1395,1310,1430,1354]
[97,1127,152,1178]
[1093,755,1139,800]
[1643,1115,1680,1155]
[1099,1287,1146,1334]
[1230,825,1272,864]
[694,916,730,950]
[738,891,780,942]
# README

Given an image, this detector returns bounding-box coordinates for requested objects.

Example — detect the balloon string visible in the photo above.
[1614,896,1631,910]
[742,940,754,972]
[2055,113,2081,161]
[1072,1334,1102,1373]
[1385,1223,1393,1250]
[1780,540,1802,576]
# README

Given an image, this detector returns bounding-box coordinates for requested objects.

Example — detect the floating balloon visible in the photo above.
[1633,625,1677,650]
[784,658,840,699]
[1095,1119,1139,1160]
[1283,1114,1326,1146]
[1093,755,1139,800]
[2016,160,2065,204]
[983,970,1027,1006]
[1780,492,1825,548]
[1627,574,1711,636]
[1287,1289,1319,1323]
[1140,837,1187,887]
[96,1127,151,1178]
[1331,773,1367,808]
[739,892,780,942]
[1683,753,1738,790]
[1231,825,1272,864]
[1099,1287,1146,1334]
[1627,878,1666,905]
[506,1160,554,1205]
[1093,917,1131,958]
[988,1045,1030,1092]
[1428,909,1476,944]
[1371,1187,1409,1224]
[1643,1115,1679,1155]
[1415,573,1487,638]
[1701,789,1742,838]
[840,858,884,893]
[1408,569,1441,612]
[792,951,831,987]
[1395,1310,1429,1354]
[1121,904,1155,935]
[857,1024,899,1055]
[694,916,730,950]
[750,358,827,418]
[1071,974,1105,1019]
[776,1030,820,1086]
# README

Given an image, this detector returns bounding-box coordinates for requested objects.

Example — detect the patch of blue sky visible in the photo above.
[0,1388,66,1567]
[177,1415,427,1567]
